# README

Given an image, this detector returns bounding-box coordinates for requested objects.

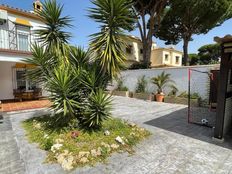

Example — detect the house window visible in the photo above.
[165,54,169,61]
[16,25,30,51]
[126,45,133,54]
[176,56,180,64]
[140,49,143,54]
[16,70,26,90]
[15,69,37,91]
[18,33,29,51]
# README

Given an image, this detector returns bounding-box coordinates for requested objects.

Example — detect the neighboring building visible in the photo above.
[124,35,157,67]
[124,35,183,67]
[151,47,183,67]
[0,1,46,100]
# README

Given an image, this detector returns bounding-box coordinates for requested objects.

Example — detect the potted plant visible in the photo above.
[134,75,150,100]
[151,71,175,102]
[112,77,131,97]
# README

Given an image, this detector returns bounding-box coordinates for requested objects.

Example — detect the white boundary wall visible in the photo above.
[116,65,220,99]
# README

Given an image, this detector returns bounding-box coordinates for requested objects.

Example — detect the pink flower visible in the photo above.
[71,131,80,139]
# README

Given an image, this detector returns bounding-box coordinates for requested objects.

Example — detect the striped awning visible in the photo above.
[14,63,36,68]
[15,18,32,27]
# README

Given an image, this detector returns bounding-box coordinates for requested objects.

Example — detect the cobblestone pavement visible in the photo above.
[2,96,232,174]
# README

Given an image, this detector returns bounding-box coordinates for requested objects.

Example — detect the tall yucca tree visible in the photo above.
[89,0,136,79]
[24,44,58,83]
[25,0,72,82]
[36,0,72,58]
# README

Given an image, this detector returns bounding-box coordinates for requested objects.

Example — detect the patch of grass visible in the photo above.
[22,115,151,170]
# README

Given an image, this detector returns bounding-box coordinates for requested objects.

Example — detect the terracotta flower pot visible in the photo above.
[156,93,165,102]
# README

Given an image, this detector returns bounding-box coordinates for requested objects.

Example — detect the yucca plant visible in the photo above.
[89,0,136,79]
[79,89,112,130]
[36,0,72,53]
[46,65,82,118]
[24,44,58,83]
[24,0,142,131]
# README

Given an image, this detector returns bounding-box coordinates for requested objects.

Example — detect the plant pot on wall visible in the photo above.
[156,93,165,102]
[126,91,133,98]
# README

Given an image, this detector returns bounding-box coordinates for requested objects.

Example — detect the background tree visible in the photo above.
[188,54,199,66]
[198,44,221,65]
[132,0,168,68]
[155,0,232,66]
[188,43,221,65]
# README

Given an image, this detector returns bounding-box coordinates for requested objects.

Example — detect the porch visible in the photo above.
[0,99,50,112]
[0,61,45,101]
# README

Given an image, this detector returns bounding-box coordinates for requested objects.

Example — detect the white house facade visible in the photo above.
[0,1,46,100]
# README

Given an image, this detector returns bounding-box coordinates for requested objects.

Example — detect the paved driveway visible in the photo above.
[1,96,232,174]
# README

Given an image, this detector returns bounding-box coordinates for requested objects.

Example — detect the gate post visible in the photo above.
[213,35,232,140]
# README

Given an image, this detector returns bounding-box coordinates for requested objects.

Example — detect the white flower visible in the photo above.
[51,143,63,153]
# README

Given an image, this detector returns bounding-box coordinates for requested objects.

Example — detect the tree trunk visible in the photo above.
[142,38,152,68]
[183,38,189,66]
[142,17,155,68]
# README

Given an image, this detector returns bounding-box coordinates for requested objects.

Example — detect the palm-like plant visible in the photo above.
[36,0,72,50]
[46,65,81,117]
[80,89,112,130]
[24,44,58,83]
[24,0,141,131]
[89,0,136,79]
[25,0,72,82]
[151,71,175,94]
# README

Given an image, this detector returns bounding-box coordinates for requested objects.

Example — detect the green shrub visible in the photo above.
[43,138,54,151]
[116,77,128,91]
[135,75,148,93]
[178,91,201,99]
[168,85,179,96]
[128,62,148,70]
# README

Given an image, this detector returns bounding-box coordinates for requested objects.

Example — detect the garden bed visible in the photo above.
[133,93,152,101]
[111,91,133,98]
[164,96,200,107]
[22,116,150,171]
[111,91,127,97]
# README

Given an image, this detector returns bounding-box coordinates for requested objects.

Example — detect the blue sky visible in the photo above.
[2,0,232,53]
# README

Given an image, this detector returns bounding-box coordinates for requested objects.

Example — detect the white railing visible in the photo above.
[0,28,36,52]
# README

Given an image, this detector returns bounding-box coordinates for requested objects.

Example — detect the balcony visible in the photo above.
[0,28,35,55]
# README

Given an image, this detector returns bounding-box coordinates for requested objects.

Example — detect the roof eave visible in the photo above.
[0,5,43,22]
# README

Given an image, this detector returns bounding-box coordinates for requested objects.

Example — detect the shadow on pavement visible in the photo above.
[144,107,232,150]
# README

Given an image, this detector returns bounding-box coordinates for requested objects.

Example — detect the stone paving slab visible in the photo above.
[2,96,232,173]
[0,116,25,174]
